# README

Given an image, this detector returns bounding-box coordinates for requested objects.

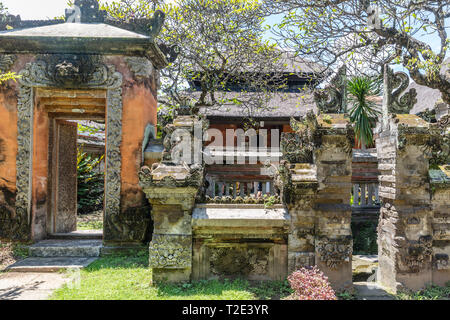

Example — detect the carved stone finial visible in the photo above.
[65,0,106,23]
[314,65,347,114]
[148,10,165,39]
[383,65,417,114]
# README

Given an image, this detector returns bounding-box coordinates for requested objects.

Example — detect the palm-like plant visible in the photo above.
[348,77,381,149]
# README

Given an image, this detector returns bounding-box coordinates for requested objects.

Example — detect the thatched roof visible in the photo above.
[199,91,317,120]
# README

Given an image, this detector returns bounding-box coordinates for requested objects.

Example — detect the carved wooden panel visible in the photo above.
[53,120,78,233]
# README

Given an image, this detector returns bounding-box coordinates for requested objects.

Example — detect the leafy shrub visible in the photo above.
[352,221,378,255]
[286,266,337,300]
[396,282,450,300]
[77,148,104,214]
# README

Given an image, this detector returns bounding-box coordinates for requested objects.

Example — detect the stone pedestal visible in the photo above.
[376,115,433,292]
[191,204,289,281]
[140,164,201,282]
[139,115,204,282]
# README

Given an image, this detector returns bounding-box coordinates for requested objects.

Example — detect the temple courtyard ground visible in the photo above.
[1,240,449,300]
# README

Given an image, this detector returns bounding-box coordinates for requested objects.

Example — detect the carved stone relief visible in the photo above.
[384,65,417,114]
[401,235,433,273]
[314,65,347,114]
[125,57,154,79]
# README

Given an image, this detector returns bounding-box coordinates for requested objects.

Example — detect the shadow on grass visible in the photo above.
[82,253,292,300]
[84,252,149,270]
[157,279,293,300]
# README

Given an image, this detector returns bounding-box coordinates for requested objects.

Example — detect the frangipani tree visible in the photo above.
[103,0,286,118]
[265,0,450,104]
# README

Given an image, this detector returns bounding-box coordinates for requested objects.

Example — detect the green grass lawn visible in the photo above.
[50,252,293,300]
[77,211,103,231]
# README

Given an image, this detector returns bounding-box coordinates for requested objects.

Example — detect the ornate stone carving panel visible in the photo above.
[149,234,192,269]
[209,246,270,277]
[316,236,352,269]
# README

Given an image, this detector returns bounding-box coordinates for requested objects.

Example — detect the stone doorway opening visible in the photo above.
[37,88,106,238]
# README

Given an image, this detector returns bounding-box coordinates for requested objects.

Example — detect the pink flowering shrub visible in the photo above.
[286,266,337,300]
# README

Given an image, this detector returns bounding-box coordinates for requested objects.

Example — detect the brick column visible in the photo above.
[313,114,354,290]
[283,162,318,274]
[376,115,433,292]
[430,166,450,286]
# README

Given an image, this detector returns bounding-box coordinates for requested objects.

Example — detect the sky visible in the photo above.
[2,0,447,75]
[2,0,92,20]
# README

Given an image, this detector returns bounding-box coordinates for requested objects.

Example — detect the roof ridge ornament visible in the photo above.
[65,0,106,23]
[314,65,347,114]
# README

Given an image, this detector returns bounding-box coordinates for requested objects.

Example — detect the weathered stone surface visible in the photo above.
[141,115,205,282]
[430,166,450,286]
[28,240,102,258]
[192,242,287,281]
[149,234,192,269]
[375,110,445,292]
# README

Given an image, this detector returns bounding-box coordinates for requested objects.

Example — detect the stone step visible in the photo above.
[48,230,103,240]
[29,240,102,258]
[6,257,98,272]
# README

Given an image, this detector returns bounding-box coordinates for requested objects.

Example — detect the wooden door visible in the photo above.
[52,120,78,233]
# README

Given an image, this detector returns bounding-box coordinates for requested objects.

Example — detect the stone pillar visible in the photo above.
[376,115,433,292]
[313,114,354,290]
[283,162,318,275]
[430,166,450,286]
[281,112,353,290]
[139,115,204,282]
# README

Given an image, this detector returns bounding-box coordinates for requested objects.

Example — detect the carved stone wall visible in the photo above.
[191,204,289,281]
[284,163,318,274]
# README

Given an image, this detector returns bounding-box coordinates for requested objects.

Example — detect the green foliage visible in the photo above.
[77,210,103,230]
[0,1,20,84]
[51,252,292,300]
[351,220,378,255]
[396,282,450,300]
[347,76,381,148]
[77,148,104,215]
[263,194,278,208]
